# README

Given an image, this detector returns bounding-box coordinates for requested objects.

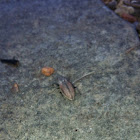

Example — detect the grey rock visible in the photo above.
[0,0,140,140]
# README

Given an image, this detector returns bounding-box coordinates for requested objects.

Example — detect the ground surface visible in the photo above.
[0,0,140,140]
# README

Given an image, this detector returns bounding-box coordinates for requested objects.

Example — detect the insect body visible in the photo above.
[58,76,75,100]
[0,58,19,67]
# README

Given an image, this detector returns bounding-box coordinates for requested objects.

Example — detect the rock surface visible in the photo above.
[0,0,140,140]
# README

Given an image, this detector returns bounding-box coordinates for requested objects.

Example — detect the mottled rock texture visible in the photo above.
[0,0,140,140]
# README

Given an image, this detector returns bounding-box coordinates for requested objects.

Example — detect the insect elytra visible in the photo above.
[57,76,75,100]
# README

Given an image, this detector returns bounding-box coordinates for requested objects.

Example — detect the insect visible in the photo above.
[23,70,97,101]
[56,71,97,100]
[57,76,75,100]
[0,57,19,67]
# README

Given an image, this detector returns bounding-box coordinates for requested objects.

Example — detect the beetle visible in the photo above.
[57,76,75,100]
[56,71,96,100]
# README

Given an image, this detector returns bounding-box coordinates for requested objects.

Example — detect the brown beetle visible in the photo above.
[58,76,75,100]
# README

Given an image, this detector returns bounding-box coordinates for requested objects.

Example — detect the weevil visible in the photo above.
[56,71,96,101]
[57,76,75,100]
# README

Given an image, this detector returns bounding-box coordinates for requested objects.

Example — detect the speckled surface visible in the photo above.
[0,0,140,140]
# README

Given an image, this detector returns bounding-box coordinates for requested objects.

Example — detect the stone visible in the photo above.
[115,5,135,15]
[11,83,19,93]
[120,13,137,22]
[115,0,135,15]
[0,0,139,140]
[41,67,55,76]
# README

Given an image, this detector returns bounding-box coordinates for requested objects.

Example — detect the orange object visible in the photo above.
[120,13,137,23]
[41,67,54,76]
[12,83,19,93]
